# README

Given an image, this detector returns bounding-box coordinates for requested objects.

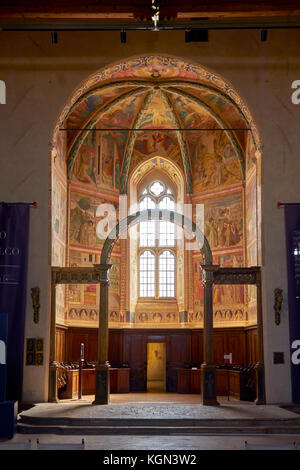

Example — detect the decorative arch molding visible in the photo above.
[100,208,212,266]
[129,155,185,191]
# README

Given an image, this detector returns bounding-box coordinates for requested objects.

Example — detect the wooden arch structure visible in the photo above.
[49,210,265,406]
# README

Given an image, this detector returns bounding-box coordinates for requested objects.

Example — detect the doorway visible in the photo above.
[147,342,166,392]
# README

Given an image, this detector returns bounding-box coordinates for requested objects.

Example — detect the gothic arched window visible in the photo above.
[138,181,176,298]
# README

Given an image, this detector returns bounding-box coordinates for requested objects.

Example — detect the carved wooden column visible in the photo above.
[201,264,219,406]
[93,264,112,405]
[49,280,58,402]
[255,270,266,404]
[212,266,266,405]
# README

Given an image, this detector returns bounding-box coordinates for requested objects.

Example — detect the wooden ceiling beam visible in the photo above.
[177,10,300,19]
[0,13,136,19]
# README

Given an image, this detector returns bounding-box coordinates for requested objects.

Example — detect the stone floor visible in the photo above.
[2,394,299,450]
[60,392,246,405]
[19,393,300,421]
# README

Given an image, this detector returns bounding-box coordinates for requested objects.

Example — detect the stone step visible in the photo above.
[18,415,300,428]
[17,422,300,436]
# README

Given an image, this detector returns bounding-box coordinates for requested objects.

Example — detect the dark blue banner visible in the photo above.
[0,312,8,401]
[0,203,29,401]
[285,205,300,403]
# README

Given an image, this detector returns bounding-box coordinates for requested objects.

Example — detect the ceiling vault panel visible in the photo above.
[165,86,245,179]
[67,86,150,178]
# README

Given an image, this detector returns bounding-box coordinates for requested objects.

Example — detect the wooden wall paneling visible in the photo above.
[228,331,246,364]
[88,329,98,361]
[214,332,227,364]
[55,327,66,363]
[124,333,147,392]
[82,369,96,395]
[66,331,90,362]
[166,333,191,392]
[61,327,258,393]
[191,331,203,365]
[122,331,131,365]
[245,327,258,364]
[108,330,124,366]
[177,369,191,393]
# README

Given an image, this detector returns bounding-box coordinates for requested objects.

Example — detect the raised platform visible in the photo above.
[18,394,300,436]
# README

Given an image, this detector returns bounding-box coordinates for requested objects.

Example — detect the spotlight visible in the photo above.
[120,30,127,43]
[185,28,208,43]
[261,29,268,42]
[185,29,191,42]
[51,31,58,44]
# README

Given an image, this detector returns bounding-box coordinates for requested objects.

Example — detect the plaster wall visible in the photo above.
[0,29,299,403]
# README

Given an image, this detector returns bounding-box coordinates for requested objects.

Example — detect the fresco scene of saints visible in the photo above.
[70,197,97,247]
[192,131,241,192]
[192,251,245,322]
[84,284,97,306]
[246,176,257,244]
[101,133,115,186]
[109,311,120,322]
[52,176,67,240]
[204,193,243,249]
[73,131,97,185]
[51,240,65,267]
[68,284,81,303]
[70,193,118,248]
[136,311,178,324]
[134,131,180,159]
[55,285,66,324]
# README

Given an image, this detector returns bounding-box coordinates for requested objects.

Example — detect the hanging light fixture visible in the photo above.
[151,0,160,31]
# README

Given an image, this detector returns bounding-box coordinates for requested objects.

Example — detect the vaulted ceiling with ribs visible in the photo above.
[64,55,253,193]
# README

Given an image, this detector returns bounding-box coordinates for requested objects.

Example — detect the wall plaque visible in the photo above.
[26,338,44,366]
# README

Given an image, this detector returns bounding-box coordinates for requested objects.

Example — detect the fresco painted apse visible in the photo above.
[52,55,261,329]
[192,189,246,326]
[51,128,68,325]
[67,184,121,327]
[192,131,242,194]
